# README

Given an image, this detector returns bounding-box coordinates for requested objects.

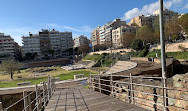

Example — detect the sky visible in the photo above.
[0,0,187,46]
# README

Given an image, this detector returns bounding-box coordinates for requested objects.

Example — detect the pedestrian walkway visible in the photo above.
[45,82,148,111]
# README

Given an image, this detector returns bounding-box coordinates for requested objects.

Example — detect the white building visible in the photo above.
[99,19,127,47]
[22,34,41,59]
[0,33,21,61]
[22,29,74,59]
[74,35,90,48]
[112,25,136,48]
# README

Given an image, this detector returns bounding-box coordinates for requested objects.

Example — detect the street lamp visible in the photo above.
[159,0,168,110]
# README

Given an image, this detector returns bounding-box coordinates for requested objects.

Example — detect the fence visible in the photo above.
[88,73,188,111]
[0,76,56,111]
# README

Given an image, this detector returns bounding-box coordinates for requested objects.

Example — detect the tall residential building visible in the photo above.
[0,33,21,60]
[22,29,73,59]
[112,25,136,48]
[99,19,126,47]
[74,35,90,48]
[91,26,100,47]
[153,9,179,23]
[39,29,51,58]
[60,31,74,56]
[128,15,156,27]
[22,34,41,59]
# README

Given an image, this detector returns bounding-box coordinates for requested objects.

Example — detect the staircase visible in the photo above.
[105,61,137,74]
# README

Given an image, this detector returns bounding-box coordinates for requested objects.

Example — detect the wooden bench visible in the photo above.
[74,74,85,80]
[17,81,31,86]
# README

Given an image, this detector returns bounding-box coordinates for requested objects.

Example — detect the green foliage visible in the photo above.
[0,77,48,88]
[146,49,161,58]
[131,39,144,51]
[179,13,188,32]
[0,59,23,79]
[136,25,154,43]
[137,48,149,57]
[100,58,116,67]
[82,54,103,62]
[146,49,188,59]
[55,70,97,80]
[167,51,188,59]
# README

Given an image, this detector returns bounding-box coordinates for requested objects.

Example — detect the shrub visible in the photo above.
[131,39,144,51]
[137,48,149,57]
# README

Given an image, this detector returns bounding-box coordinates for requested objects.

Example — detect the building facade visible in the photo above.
[22,29,73,59]
[128,15,155,27]
[22,34,41,59]
[91,26,100,47]
[112,25,136,48]
[0,33,21,61]
[98,19,127,47]
[74,35,90,48]
[153,9,179,23]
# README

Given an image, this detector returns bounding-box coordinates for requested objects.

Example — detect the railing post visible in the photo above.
[38,88,42,109]
[47,76,50,101]
[0,102,3,111]
[110,73,114,97]
[98,75,101,93]
[89,72,91,88]
[129,73,134,104]
[28,93,32,111]
[42,82,46,107]
[23,91,28,111]
[35,85,39,111]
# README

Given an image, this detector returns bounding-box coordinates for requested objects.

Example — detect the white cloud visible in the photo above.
[122,0,183,20]
[46,24,92,33]
[184,3,188,9]
[0,24,92,46]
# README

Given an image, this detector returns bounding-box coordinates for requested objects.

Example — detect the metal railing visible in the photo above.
[88,73,188,111]
[0,76,56,111]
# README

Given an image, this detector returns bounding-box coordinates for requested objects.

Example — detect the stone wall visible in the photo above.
[114,73,188,111]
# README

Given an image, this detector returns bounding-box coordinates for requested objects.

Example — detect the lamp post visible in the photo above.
[159,0,168,110]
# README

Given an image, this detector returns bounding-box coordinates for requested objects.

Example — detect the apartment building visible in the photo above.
[153,9,179,23]
[0,33,21,61]
[128,15,155,27]
[60,31,74,56]
[99,19,126,47]
[91,26,100,47]
[112,26,136,48]
[39,29,51,58]
[22,34,41,59]
[74,35,90,48]
[22,29,73,59]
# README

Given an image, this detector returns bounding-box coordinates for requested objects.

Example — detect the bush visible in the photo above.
[137,48,149,57]
[131,39,144,51]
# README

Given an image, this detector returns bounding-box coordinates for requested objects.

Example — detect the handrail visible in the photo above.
[88,73,188,111]
[1,76,56,111]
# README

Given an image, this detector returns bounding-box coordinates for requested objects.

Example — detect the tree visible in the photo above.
[165,18,181,41]
[136,25,154,44]
[0,59,23,80]
[179,13,188,33]
[78,44,90,56]
[122,32,135,48]
[131,39,144,51]
[153,17,160,42]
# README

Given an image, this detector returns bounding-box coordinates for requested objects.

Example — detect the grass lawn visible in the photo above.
[82,54,103,62]
[0,67,97,88]
[146,50,188,59]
